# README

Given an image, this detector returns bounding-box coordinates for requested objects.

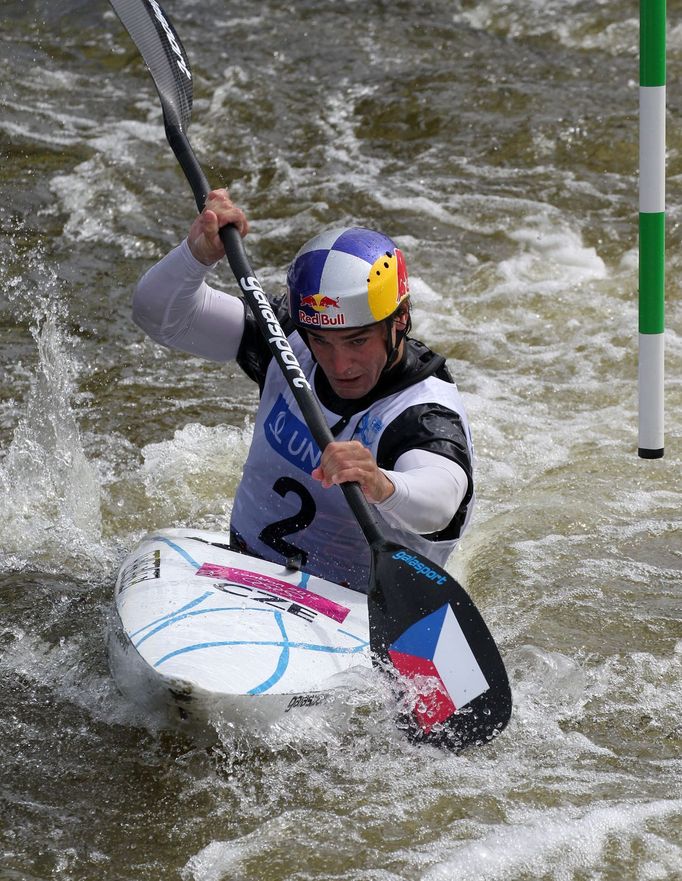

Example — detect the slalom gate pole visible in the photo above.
[638,0,665,458]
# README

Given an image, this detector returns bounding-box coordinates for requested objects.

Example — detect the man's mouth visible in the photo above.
[333,375,361,385]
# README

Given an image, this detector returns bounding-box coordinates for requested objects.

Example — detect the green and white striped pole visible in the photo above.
[639,0,665,458]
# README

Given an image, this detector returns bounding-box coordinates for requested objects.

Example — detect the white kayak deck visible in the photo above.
[109,528,372,734]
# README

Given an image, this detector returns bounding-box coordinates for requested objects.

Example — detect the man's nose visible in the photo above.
[330,347,353,375]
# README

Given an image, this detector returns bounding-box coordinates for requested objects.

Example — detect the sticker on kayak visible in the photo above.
[196,563,350,624]
[117,549,161,595]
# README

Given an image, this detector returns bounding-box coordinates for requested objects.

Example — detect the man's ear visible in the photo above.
[394,304,410,332]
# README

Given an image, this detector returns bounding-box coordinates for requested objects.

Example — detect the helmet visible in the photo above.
[286,227,409,331]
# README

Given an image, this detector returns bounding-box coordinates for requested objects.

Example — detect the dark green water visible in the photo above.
[1,1,680,879]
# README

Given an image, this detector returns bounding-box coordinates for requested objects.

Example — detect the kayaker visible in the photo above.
[132,189,475,591]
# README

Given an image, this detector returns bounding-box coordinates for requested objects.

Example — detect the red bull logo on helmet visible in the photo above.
[297,293,347,327]
[299,294,341,312]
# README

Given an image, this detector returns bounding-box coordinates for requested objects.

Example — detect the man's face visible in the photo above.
[306,324,389,399]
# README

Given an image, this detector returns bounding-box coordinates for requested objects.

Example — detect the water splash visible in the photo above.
[0,254,103,575]
[135,421,254,532]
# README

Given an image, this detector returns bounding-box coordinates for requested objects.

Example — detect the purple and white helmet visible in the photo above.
[287,227,410,331]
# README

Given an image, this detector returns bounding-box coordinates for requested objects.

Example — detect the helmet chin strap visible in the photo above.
[383,307,412,372]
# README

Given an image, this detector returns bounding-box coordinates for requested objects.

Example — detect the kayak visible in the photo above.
[108,528,372,737]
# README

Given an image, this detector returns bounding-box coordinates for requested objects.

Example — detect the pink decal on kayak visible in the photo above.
[196,563,350,623]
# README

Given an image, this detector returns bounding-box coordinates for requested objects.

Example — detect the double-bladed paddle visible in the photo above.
[108,0,512,750]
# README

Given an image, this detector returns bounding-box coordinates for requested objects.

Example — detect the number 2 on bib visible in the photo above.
[258,476,316,566]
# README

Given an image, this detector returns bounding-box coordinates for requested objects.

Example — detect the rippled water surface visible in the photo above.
[1,1,681,879]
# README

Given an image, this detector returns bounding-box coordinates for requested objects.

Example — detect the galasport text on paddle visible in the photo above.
[108,0,512,750]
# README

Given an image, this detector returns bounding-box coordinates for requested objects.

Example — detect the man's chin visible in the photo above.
[329,379,369,399]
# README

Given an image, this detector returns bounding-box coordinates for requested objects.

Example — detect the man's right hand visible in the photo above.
[187,188,249,265]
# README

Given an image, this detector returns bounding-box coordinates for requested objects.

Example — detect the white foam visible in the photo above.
[498,223,607,291]
[133,421,253,529]
[423,799,682,881]
[453,3,638,55]
[49,156,151,255]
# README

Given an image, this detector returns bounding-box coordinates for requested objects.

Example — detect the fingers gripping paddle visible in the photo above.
[108,0,512,750]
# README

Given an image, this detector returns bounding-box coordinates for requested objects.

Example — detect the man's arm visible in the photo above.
[132,239,246,361]
[312,402,473,537]
[311,443,468,535]
[376,449,469,534]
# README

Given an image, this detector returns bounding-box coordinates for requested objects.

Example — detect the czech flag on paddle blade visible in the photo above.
[388,604,490,733]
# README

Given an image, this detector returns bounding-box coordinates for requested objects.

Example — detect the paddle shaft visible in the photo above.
[167,126,385,550]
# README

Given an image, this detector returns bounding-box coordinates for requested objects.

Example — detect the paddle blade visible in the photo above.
[368,543,512,751]
[109,0,193,133]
